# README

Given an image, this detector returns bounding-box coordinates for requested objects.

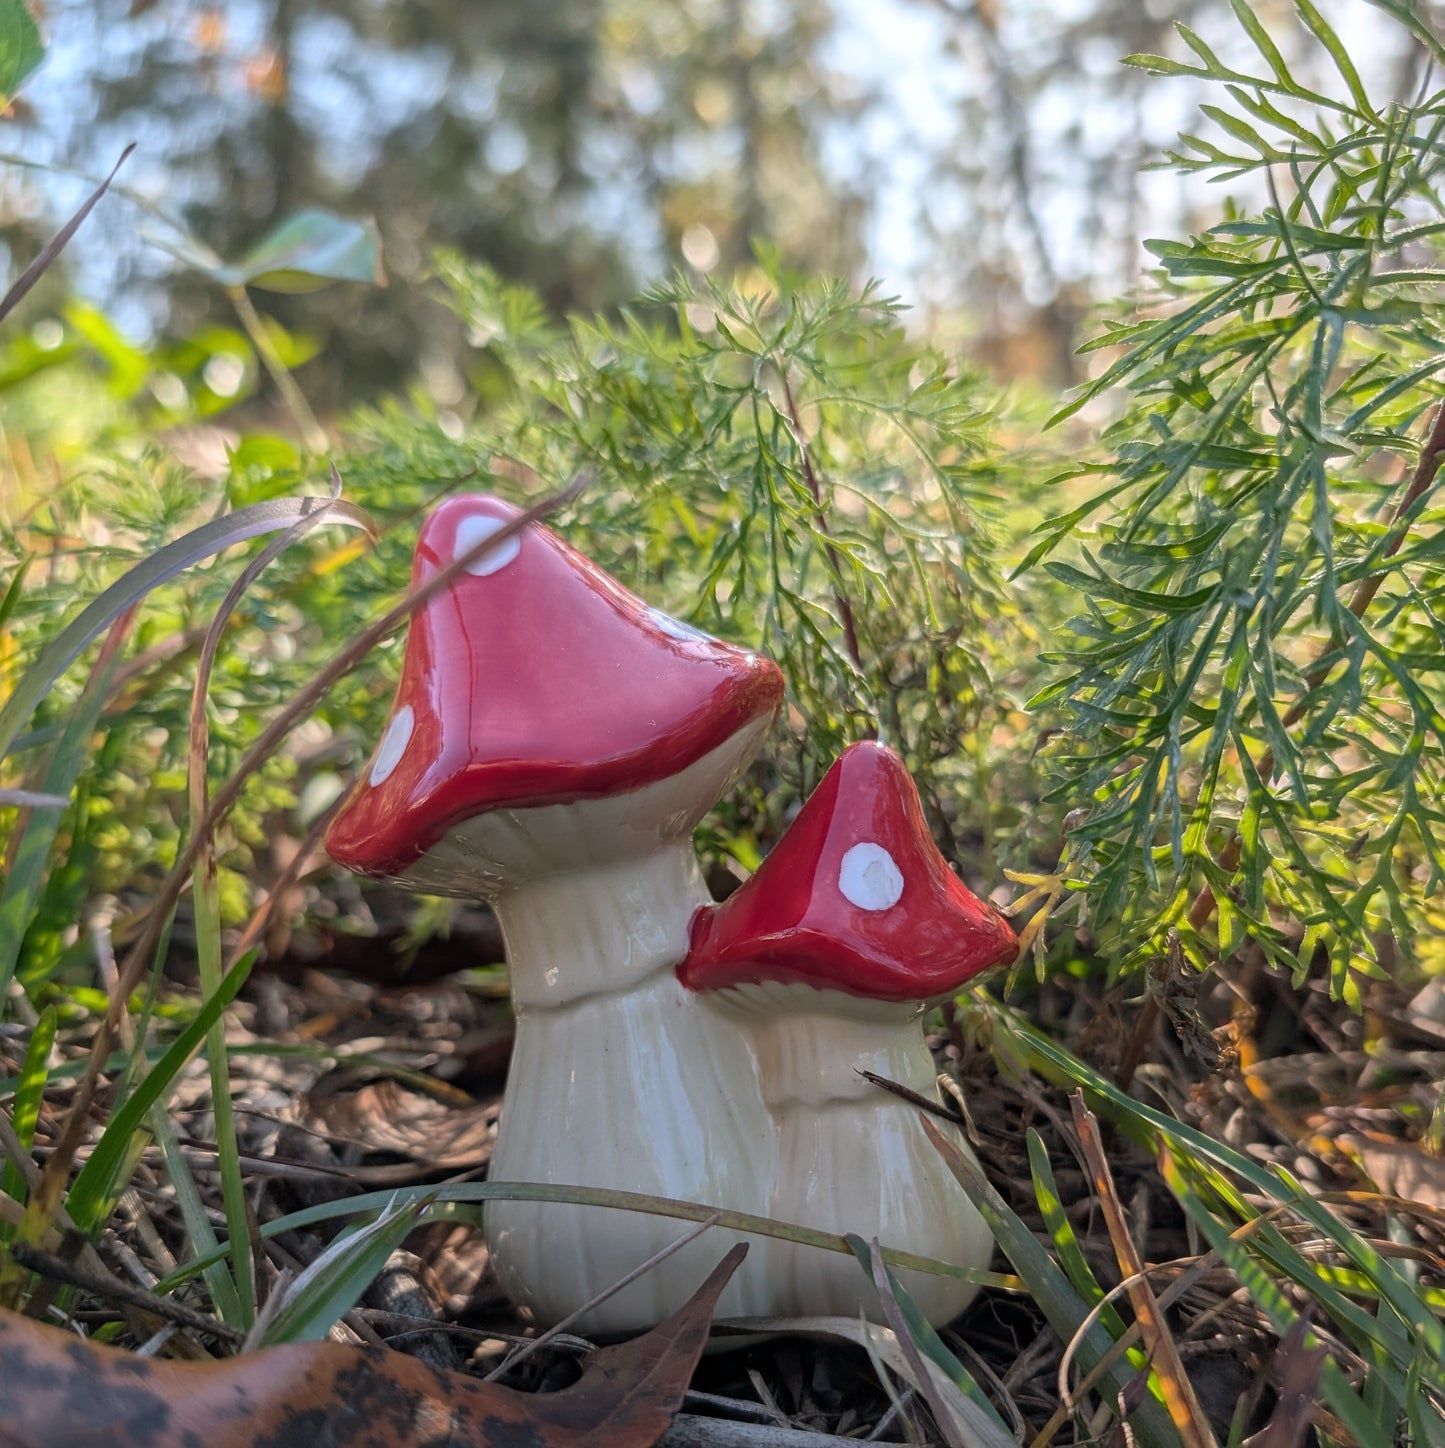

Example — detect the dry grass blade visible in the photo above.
[1068,1094,1219,1448]
[861,1237,977,1448]
[0,789,69,809]
[0,144,134,325]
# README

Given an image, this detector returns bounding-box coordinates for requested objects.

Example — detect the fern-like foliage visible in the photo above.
[340,253,1029,869]
[1023,0,1445,994]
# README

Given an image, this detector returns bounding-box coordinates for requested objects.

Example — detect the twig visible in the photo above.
[0,144,134,325]
[856,1070,964,1124]
[7,1241,243,1345]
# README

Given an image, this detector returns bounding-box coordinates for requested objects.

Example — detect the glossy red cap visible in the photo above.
[679,742,1016,1001]
[326,495,784,879]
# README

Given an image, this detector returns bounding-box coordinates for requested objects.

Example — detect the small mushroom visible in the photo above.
[679,740,1017,1323]
[327,495,785,1330]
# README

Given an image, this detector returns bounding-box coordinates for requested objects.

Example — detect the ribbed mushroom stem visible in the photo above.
[486,841,776,1331]
[713,982,991,1323]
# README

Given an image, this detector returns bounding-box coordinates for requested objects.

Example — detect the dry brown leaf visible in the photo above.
[409,1221,498,1316]
[302,1075,499,1167]
[1336,1132,1445,1211]
[0,1243,746,1448]
[1243,1316,1325,1448]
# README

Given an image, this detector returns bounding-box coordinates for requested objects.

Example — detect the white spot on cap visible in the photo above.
[455,514,521,576]
[370,705,414,786]
[838,842,904,912]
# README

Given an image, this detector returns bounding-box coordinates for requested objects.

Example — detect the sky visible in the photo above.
[1,0,1428,340]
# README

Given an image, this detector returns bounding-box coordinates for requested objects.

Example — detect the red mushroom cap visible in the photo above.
[679,741,1016,1001]
[326,495,784,880]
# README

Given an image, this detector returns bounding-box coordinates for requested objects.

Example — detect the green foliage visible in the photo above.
[4,5,1445,1433]
[0,0,42,106]
[1024,0,1445,991]
[339,251,1036,861]
[157,211,384,295]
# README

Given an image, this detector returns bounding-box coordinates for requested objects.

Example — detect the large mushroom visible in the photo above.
[679,740,1017,1323]
[327,494,785,1331]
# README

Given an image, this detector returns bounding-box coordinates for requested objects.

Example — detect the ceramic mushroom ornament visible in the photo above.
[680,741,1017,1322]
[326,495,785,1332]
[328,494,1016,1332]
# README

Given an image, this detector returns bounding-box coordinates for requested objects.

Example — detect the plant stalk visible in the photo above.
[226,284,327,452]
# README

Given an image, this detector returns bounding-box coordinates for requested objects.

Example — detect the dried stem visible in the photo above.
[7,1241,244,1346]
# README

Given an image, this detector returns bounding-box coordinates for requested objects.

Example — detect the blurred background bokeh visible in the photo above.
[1,0,1433,405]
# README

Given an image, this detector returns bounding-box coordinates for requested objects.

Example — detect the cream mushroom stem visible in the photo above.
[425,734,779,1334]
[675,741,1017,1324]
[704,979,992,1324]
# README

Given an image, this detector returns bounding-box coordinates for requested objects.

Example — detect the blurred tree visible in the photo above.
[907,0,1429,384]
[8,0,865,408]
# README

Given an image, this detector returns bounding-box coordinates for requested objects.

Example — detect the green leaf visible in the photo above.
[1043,561,1222,614]
[66,954,256,1234]
[0,0,42,105]
[1122,52,1210,79]
[63,300,149,399]
[259,1193,432,1344]
[1292,0,1376,117]
[1227,0,1295,90]
[230,211,383,293]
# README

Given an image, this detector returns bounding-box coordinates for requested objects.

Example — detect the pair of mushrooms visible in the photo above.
[326,496,1017,1333]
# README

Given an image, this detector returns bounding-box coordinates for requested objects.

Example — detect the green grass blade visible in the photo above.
[919,1119,1180,1447]
[157,1179,1014,1295]
[1026,1129,1131,1340]
[1159,1147,1403,1445]
[0,618,129,998]
[0,495,372,763]
[845,1234,1015,1444]
[146,1099,244,1327]
[258,1193,432,1346]
[0,1007,55,1212]
[66,953,255,1233]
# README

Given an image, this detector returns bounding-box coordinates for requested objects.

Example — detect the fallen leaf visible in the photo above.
[1244,1316,1324,1448]
[302,1074,500,1167]
[0,1243,746,1447]
[1336,1132,1445,1211]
